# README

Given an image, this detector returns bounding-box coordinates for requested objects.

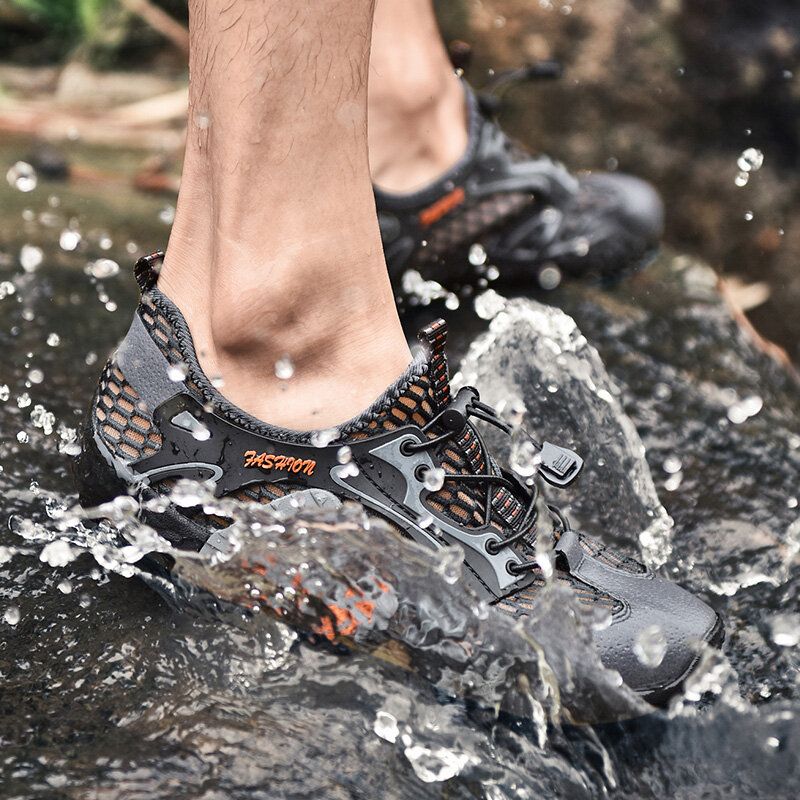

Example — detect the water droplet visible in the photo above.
[468,243,488,266]
[373,710,399,743]
[766,736,780,750]
[663,456,682,474]
[435,547,462,584]
[538,264,562,290]
[20,244,43,272]
[169,479,210,508]
[744,211,754,222]
[311,427,339,448]
[59,229,81,251]
[159,205,176,225]
[734,171,749,187]
[485,265,500,281]
[39,540,75,567]
[401,270,450,304]
[474,289,506,320]
[195,111,211,129]
[31,405,55,435]
[573,237,590,256]
[337,460,360,479]
[0,281,15,299]
[86,258,120,279]
[737,147,764,173]
[787,497,798,509]
[85,352,98,366]
[57,579,73,595]
[336,446,352,464]
[7,161,37,192]
[634,624,667,667]
[770,614,800,647]
[17,393,31,409]
[16,431,29,444]
[423,467,445,491]
[727,394,763,424]
[4,606,20,626]
[168,362,189,382]
[444,293,460,310]
[274,355,295,380]
[403,743,476,783]
[510,435,541,478]
[28,368,44,385]
[46,333,60,347]
[504,397,526,427]
[0,385,8,402]
[654,382,672,400]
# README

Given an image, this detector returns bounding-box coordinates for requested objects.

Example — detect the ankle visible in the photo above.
[369,70,468,193]
[160,245,411,430]
[208,296,412,431]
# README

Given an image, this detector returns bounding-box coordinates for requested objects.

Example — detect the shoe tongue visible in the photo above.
[411,320,527,532]
[347,318,526,532]
[416,319,451,410]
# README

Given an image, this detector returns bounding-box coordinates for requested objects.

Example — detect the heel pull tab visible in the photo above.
[417,318,451,407]
[134,251,165,293]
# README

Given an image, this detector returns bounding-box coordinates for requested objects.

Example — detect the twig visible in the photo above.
[119,0,189,55]
[718,276,800,381]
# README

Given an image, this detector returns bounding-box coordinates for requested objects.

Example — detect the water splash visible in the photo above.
[456,298,674,568]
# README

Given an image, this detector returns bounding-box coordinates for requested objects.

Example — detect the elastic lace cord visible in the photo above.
[403,391,572,574]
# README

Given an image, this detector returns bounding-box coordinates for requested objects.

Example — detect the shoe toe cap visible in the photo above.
[557,531,721,704]
[580,172,665,243]
[593,574,722,704]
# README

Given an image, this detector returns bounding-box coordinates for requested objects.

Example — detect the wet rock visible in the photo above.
[456,297,673,568]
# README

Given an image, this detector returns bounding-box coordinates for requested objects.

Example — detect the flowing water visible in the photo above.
[1,141,799,798]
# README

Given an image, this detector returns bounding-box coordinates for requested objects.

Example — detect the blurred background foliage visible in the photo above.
[0,0,187,66]
[0,0,799,357]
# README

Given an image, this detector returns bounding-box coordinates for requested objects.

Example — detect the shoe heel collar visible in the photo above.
[134,251,165,292]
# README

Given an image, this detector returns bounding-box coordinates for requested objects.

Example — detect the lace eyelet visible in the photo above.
[506,560,522,577]
[400,439,417,456]
[414,465,428,483]
[485,539,501,556]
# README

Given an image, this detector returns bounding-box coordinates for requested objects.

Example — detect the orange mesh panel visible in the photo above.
[417,192,531,264]
[95,361,162,462]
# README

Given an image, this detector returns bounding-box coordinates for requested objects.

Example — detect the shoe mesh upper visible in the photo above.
[579,535,647,574]
[416,192,531,267]
[93,286,628,615]
[95,360,162,461]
